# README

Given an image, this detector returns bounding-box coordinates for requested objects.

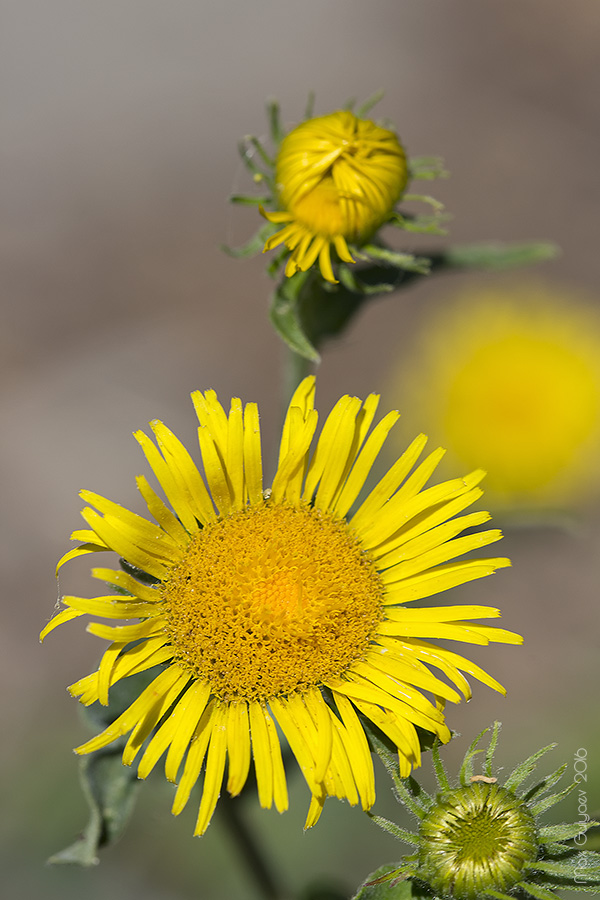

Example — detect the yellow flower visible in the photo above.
[42,378,519,836]
[389,285,600,510]
[262,111,408,283]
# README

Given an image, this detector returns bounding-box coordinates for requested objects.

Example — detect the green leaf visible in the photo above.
[352,866,424,900]
[47,745,140,866]
[442,240,559,270]
[47,666,167,865]
[269,273,320,362]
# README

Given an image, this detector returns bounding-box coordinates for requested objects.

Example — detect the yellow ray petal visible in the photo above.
[56,542,109,574]
[243,402,263,505]
[172,699,216,815]
[74,665,186,755]
[278,376,316,465]
[62,594,163,619]
[136,475,190,547]
[137,678,211,781]
[303,395,356,501]
[381,557,511,605]
[150,419,217,526]
[333,409,400,518]
[374,510,492,570]
[40,606,85,642]
[80,490,181,555]
[79,508,172,581]
[122,669,191,766]
[226,701,251,797]
[350,433,428,531]
[302,689,334,784]
[194,703,228,835]
[134,428,203,533]
[197,424,233,515]
[226,399,245,511]
[91,567,160,603]
[86,617,165,643]
[380,530,504,585]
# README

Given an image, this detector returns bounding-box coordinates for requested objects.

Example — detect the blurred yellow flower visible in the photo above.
[262,110,408,283]
[390,285,600,510]
[42,378,519,836]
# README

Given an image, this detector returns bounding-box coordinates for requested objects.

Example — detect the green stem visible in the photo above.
[219,793,289,900]
[284,347,315,407]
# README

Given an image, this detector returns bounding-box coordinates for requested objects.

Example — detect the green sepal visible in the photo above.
[408,156,449,181]
[539,822,598,843]
[389,212,448,236]
[504,743,557,793]
[352,866,428,900]
[529,781,577,817]
[364,723,431,819]
[267,100,283,146]
[515,882,560,900]
[580,821,600,851]
[229,194,272,207]
[355,91,386,119]
[222,222,278,260]
[531,854,600,880]
[484,721,501,778]
[459,724,491,786]
[431,740,451,792]
[367,813,420,845]
[522,763,568,804]
[360,244,431,275]
[118,558,161,586]
[47,743,140,866]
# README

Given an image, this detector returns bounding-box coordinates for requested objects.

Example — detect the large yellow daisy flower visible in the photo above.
[42,378,519,836]
[389,285,600,509]
[262,111,408,283]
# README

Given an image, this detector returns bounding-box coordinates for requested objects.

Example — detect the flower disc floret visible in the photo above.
[42,378,520,836]
[262,110,408,282]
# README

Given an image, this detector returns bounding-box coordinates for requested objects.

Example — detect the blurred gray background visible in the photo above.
[2,1,599,898]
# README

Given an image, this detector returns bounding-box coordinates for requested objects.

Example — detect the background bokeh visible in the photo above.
[3,1,599,898]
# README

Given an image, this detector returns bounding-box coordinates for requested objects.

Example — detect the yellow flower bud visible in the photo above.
[262,110,408,283]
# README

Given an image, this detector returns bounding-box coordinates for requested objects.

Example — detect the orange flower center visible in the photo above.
[162,502,383,702]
